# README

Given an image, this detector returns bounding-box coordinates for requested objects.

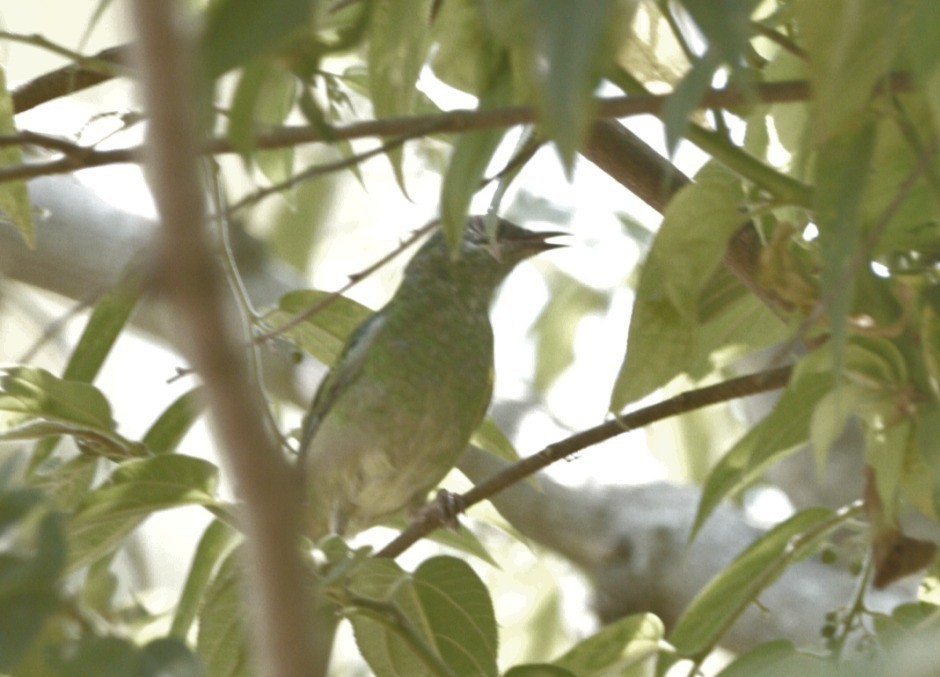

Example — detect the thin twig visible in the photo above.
[227,124,444,216]
[2,75,915,185]
[377,364,794,558]
[254,220,440,342]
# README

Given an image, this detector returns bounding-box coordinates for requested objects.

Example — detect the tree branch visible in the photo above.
[3,74,914,185]
[377,365,793,558]
[128,4,321,676]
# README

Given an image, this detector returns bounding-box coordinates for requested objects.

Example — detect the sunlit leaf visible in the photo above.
[0,366,114,432]
[142,387,204,456]
[172,519,239,639]
[263,289,373,366]
[610,163,747,409]
[196,549,251,677]
[671,507,835,660]
[64,281,140,384]
[691,371,831,540]
[552,612,664,674]
[67,455,219,571]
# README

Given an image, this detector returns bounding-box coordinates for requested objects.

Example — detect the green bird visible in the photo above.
[299,216,563,539]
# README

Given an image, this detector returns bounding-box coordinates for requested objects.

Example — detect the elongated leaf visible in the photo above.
[369,0,434,191]
[670,507,834,660]
[714,639,829,677]
[794,0,898,142]
[67,455,219,571]
[0,66,33,246]
[0,366,114,431]
[691,371,832,540]
[196,549,251,677]
[263,289,373,366]
[142,387,204,456]
[528,0,624,168]
[814,122,877,377]
[64,281,140,384]
[609,163,746,409]
[201,0,313,78]
[172,519,239,639]
[552,612,664,674]
[1,419,146,460]
[227,59,271,161]
[471,417,522,465]
[28,455,99,512]
[440,69,512,251]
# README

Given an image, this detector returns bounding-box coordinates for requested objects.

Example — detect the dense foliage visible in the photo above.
[4,0,940,675]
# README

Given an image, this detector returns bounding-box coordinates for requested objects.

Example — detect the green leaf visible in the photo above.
[0,66,34,247]
[263,289,373,366]
[369,0,434,191]
[412,557,498,676]
[349,556,497,676]
[201,0,313,79]
[254,65,298,186]
[680,0,760,66]
[430,0,496,94]
[0,419,146,460]
[609,163,747,409]
[670,507,835,660]
[227,59,272,161]
[814,122,877,376]
[552,612,664,674]
[137,637,205,677]
[715,639,829,677]
[0,489,65,671]
[50,635,204,677]
[440,72,511,252]
[228,60,297,184]
[661,50,723,156]
[142,387,204,455]
[172,519,239,639]
[868,419,911,525]
[28,455,99,512]
[471,417,522,465]
[691,370,832,540]
[0,366,114,431]
[527,0,625,169]
[794,0,899,142]
[197,549,251,677]
[67,455,219,571]
[349,559,433,677]
[64,281,140,384]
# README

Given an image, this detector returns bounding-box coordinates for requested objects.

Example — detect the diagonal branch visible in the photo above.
[377,365,793,558]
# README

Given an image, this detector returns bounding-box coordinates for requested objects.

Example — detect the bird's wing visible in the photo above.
[297,310,387,461]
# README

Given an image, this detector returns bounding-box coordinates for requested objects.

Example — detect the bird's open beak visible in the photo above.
[502,230,569,258]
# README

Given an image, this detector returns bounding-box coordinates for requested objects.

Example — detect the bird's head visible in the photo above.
[402,217,566,298]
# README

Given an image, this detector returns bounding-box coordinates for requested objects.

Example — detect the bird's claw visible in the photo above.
[415,490,466,532]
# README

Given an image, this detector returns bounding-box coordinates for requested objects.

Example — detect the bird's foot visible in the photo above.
[414,490,466,532]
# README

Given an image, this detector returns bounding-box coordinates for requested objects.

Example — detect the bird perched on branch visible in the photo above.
[299,216,563,540]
